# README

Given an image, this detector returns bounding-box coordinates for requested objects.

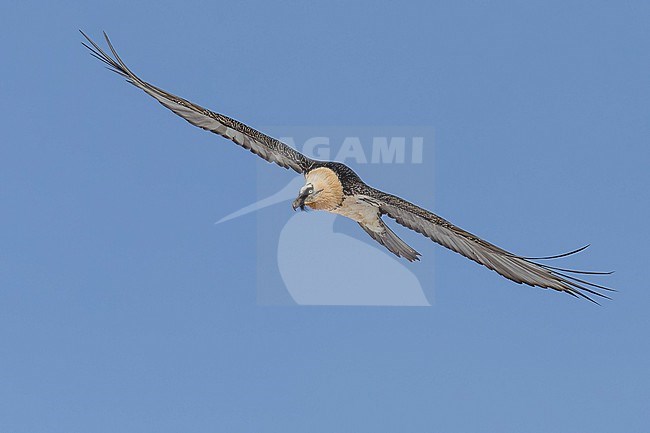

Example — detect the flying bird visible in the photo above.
[81,31,614,303]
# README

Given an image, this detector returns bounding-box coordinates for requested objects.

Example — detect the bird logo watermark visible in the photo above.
[216,127,435,306]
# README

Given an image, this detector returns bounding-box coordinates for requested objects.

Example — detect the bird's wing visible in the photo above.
[81,31,314,174]
[362,189,614,303]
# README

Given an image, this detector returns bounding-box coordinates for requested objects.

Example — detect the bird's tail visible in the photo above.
[359,221,421,262]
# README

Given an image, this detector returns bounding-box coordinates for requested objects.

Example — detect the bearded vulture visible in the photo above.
[81,31,614,303]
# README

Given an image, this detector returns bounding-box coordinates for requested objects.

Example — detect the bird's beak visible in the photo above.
[292,191,309,211]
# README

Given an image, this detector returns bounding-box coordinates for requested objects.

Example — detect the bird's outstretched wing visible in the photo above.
[81,31,314,174]
[363,188,614,303]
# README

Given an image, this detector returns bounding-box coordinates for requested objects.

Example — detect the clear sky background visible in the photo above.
[1,1,649,432]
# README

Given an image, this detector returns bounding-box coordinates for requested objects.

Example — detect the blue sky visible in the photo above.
[2,1,649,432]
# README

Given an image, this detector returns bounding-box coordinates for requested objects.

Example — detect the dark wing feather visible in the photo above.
[81,31,314,173]
[364,188,614,303]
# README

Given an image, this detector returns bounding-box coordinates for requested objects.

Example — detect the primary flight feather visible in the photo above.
[81,31,614,303]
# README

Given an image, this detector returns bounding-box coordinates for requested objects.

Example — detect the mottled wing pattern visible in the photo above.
[364,188,613,303]
[81,31,314,174]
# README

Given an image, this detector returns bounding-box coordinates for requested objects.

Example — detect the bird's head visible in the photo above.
[292,167,344,212]
[292,183,317,211]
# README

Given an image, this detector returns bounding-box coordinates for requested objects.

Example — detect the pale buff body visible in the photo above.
[304,167,383,232]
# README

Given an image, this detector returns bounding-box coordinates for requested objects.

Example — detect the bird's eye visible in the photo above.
[308,187,314,194]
